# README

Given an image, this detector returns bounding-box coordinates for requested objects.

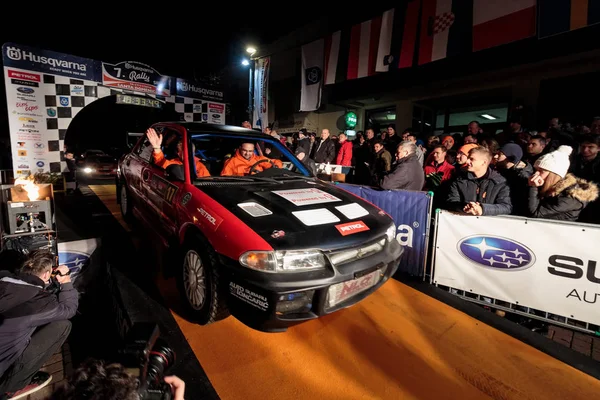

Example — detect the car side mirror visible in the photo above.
[165,164,185,182]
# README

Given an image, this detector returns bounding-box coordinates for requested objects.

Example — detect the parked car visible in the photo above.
[79,154,118,178]
[116,123,402,332]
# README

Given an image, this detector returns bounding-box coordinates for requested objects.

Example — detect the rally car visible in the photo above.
[116,122,403,332]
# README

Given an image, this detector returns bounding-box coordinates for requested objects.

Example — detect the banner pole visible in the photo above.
[422,191,434,281]
[429,208,441,284]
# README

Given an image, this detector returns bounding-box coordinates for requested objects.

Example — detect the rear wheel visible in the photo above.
[119,183,133,222]
[177,236,229,325]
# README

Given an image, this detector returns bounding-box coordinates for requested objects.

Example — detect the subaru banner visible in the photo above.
[337,184,432,276]
[433,211,600,326]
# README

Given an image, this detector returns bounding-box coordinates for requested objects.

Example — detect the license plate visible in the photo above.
[326,268,383,308]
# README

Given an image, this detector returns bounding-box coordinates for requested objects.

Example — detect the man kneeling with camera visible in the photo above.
[0,250,78,399]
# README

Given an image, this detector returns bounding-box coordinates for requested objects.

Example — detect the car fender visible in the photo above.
[178,190,273,260]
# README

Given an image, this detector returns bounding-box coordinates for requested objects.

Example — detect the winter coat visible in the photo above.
[446,168,512,216]
[380,153,425,191]
[528,173,599,221]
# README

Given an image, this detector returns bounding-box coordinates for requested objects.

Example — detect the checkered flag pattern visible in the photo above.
[433,12,455,34]
[40,74,189,173]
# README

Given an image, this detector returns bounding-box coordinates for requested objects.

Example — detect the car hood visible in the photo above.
[195,179,393,251]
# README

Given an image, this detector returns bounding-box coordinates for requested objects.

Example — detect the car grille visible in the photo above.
[326,237,386,267]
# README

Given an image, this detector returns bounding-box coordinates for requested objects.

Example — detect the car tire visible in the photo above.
[119,182,133,222]
[177,235,229,325]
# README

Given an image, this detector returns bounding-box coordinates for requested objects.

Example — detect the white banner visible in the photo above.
[253,57,270,130]
[300,39,324,112]
[434,211,600,326]
[4,67,48,177]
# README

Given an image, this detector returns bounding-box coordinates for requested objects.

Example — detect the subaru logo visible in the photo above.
[36,161,44,167]
[16,87,34,94]
[457,235,535,271]
[58,250,89,281]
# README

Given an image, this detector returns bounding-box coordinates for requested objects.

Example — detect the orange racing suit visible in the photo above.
[220,149,283,176]
[152,150,210,178]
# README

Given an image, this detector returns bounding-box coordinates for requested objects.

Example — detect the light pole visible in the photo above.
[245,46,257,127]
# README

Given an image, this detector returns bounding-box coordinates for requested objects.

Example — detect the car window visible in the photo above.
[135,137,154,162]
[190,133,308,179]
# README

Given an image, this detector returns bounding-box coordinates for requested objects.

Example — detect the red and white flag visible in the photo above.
[473,0,536,52]
[376,2,421,72]
[324,31,341,85]
[418,0,462,65]
[346,17,382,80]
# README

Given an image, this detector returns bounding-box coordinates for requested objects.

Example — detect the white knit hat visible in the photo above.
[534,145,573,178]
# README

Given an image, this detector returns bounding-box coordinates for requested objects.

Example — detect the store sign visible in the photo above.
[345,111,357,128]
[434,211,600,326]
[102,61,170,96]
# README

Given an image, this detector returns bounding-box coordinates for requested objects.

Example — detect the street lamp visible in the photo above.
[245,46,258,127]
[241,59,250,66]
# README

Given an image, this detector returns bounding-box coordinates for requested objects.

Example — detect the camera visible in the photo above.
[118,323,176,400]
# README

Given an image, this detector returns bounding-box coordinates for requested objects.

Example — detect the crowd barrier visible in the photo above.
[431,210,600,332]
[336,183,433,277]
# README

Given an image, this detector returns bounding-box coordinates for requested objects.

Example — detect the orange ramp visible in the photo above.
[91,184,600,400]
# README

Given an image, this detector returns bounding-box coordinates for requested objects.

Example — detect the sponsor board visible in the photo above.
[434,211,600,326]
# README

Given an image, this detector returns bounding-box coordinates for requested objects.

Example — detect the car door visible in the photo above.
[145,127,184,240]
[123,135,154,212]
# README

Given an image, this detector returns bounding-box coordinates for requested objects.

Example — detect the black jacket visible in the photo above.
[528,174,599,221]
[311,138,336,164]
[0,271,78,377]
[498,161,534,216]
[446,169,512,216]
[379,153,425,191]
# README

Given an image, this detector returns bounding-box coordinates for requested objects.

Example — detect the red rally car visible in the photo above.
[116,122,403,332]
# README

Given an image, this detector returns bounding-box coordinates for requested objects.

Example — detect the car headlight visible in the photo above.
[83,167,94,173]
[239,250,326,273]
[386,223,396,243]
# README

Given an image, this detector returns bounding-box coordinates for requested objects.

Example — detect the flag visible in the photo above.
[473,0,536,51]
[418,0,473,65]
[376,2,421,72]
[300,39,324,112]
[539,0,600,38]
[253,57,270,130]
[347,17,382,80]
[324,29,351,85]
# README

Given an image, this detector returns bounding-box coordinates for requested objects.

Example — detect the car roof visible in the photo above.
[156,122,269,139]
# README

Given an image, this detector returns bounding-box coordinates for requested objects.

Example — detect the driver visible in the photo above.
[147,128,210,178]
[221,142,282,176]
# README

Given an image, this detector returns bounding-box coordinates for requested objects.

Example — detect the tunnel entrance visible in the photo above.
[64,94,181,160]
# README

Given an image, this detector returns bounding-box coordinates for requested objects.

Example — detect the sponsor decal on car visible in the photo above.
[181,192,192,206]
[229,282,269,311]
[196,205,223,230]
[335,221,370,236]
[272,188,342,206]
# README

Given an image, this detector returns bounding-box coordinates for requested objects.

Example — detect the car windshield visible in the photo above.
[189,133,310,181]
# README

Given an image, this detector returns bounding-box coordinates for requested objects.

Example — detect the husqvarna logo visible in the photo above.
[457,235,535,271]
[6,46,22,60]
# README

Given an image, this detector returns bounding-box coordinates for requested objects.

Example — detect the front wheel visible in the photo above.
[177,238,229,325]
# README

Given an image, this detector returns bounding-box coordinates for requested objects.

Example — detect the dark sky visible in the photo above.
[0,4,345,81]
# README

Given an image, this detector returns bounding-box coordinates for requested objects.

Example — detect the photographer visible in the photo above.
[0,250,78,399]
[51,359,185,400]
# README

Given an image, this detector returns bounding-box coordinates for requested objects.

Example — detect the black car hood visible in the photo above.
[196,179,393,251]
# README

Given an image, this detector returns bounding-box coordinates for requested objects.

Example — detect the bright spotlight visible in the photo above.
[242,59,250,66]
[246,47,257,56]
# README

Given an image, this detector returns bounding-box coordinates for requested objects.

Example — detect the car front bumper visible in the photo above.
[219,238,403,332]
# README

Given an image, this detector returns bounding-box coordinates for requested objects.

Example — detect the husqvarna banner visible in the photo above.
[253,57,270,130]
[337,184,432,276]
[434,211,600,326]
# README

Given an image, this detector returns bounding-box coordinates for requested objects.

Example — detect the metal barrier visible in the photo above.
[336,183,433,278]
[431,209,600,334]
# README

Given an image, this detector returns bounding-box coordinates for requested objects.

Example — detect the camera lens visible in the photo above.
[147,338,176,385]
